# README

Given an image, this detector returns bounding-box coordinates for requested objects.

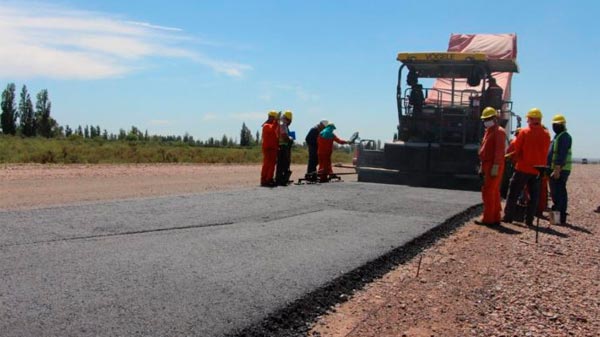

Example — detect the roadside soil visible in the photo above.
[310,164,599,337]
[1,163,598,337]
[0,163,355,211]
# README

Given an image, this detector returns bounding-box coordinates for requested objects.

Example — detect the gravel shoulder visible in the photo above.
[310,164,600,337]
[1,163,598,337]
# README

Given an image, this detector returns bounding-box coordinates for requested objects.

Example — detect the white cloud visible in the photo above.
[0,2,252,79]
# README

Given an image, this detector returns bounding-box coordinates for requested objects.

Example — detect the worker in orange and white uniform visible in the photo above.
[503,108,551,226]
[477,107,506,226]
[317,123,348,182]
[260,110,279,187]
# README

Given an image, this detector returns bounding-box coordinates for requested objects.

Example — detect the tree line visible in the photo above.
[1,83,55,137]
[1,82,262,147]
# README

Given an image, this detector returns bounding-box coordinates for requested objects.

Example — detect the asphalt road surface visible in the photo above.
[0,182,480,337]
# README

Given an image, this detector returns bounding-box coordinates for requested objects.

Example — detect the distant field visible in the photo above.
[0,135,353,164]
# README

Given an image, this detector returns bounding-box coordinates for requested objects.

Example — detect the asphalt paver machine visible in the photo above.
[356,34,519,190]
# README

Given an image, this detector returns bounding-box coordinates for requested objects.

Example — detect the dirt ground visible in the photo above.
[0,163,355,211]
[1,163,598,337]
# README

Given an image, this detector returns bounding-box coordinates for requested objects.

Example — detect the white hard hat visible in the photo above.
[320,119,329,126]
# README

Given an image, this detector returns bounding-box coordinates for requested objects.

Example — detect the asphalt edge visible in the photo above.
[227,203,483,337]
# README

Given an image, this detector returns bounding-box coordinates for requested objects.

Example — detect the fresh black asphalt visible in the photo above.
[0,182,481,337]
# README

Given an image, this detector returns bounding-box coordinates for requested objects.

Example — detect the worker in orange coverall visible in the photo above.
[477,107,506,226]
[506,127,549,217]
[503,108,551,226]
[317,123,348,182]
[260,110,279,187]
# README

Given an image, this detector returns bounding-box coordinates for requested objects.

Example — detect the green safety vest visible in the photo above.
[551,131,572,171]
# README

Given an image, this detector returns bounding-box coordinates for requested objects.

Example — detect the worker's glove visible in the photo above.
[477,165,483,177]
[551,166,561,179]
[490,164,499,177]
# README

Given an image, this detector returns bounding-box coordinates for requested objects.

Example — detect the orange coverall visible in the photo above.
[317,135,346,181]
[509,125,551,213]
[512,125,551,175]
[261,120,279,185]
[479,124,506,223]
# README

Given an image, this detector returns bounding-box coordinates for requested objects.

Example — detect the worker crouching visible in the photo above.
[317,123,348,182]
[477,107,506,226]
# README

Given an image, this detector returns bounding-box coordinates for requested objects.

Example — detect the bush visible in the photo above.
[0,135,353,164]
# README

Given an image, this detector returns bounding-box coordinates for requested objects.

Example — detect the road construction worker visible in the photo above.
[505,128,521,164]
[317,123,348,182]
[260,110,279,187]
[506,127,549,216]
[503,108,551,226]
[484,76,504,112]
[477,107,506,226]
[547,114,572,225]
[275,110,294,186]
[304,120,328,182]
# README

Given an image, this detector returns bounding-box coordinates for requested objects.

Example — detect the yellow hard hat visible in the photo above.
[526,108,542,119]
[268,110,278,118]
[552,114,566,124]
[283,110,293,120]
[480,107,497,119]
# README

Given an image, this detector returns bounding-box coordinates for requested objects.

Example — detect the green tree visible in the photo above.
[35,89,53,137]
[84,125,90,138]
[64,125,73,137]
[221,134,228,147]
[1,83,17,135]
[255,130,260,145]
[240,122,252,146]
[18,85,36,137]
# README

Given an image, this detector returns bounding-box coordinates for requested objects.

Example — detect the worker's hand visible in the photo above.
[551,166,561,179]
[477,165,483,177]
[490,164,499,177]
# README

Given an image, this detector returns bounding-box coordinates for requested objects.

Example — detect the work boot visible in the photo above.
[305,173,317,182]
[560,213,568,226]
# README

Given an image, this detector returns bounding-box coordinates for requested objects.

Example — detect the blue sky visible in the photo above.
[1,0,598,158]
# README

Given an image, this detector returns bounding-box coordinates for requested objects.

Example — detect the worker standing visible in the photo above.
[304,120,328,182]
[317,123,348,182]
[484,76,504,112]
[503,108,551,226]
[275,110,294,186]
[260,110,279,187]
[477,107,506,226]
[547,114,572,225]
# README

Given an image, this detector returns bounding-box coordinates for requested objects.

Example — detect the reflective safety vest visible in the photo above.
[551,131,572,171]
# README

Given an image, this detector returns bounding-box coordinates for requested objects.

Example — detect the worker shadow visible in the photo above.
[525,224,569,238]
[482,223,522,235]
[554,222,593,234]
